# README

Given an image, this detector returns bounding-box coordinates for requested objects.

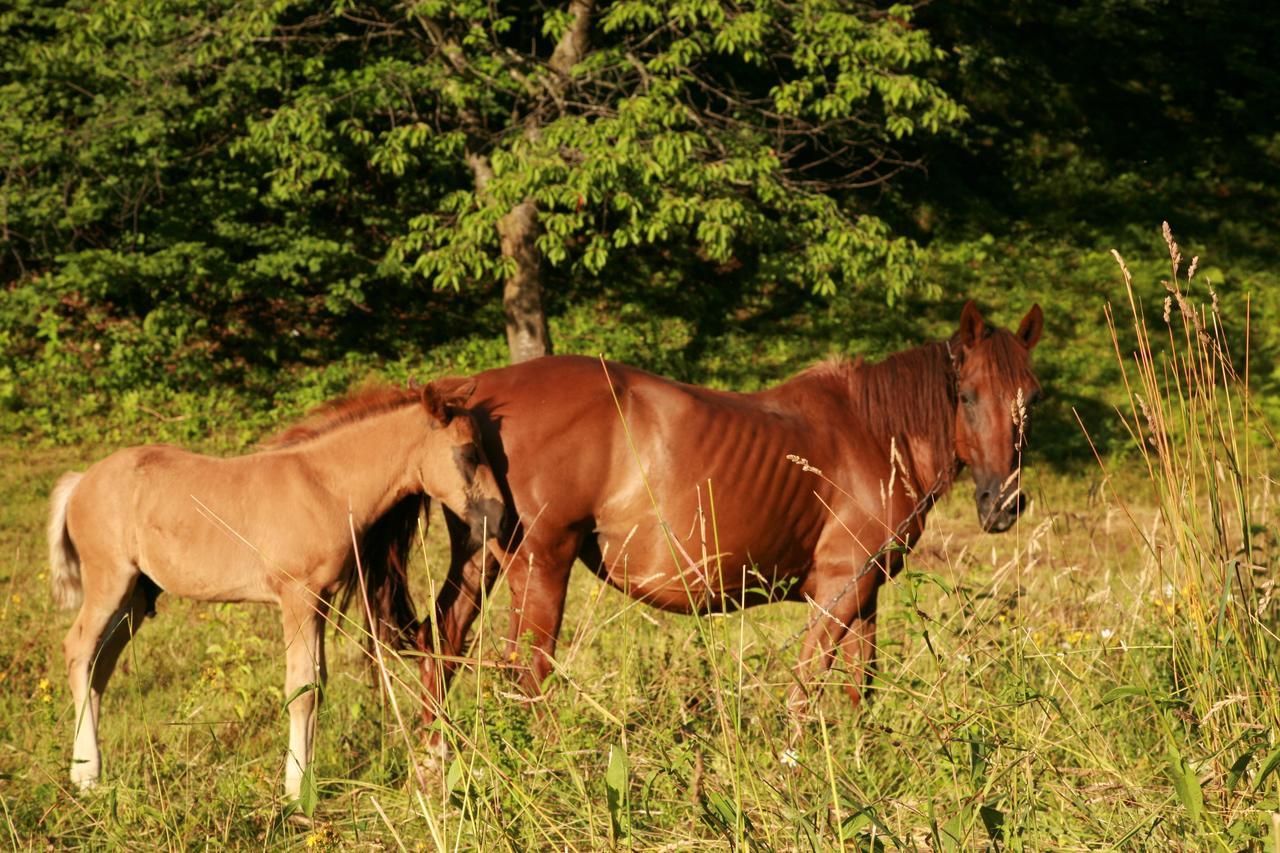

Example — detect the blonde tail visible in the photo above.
[48,472,84,610]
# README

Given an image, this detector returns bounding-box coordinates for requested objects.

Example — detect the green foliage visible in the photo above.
[1,0,966,441]
[389,0,961,300]
[911,0,1280,250]
[605,743,630,841]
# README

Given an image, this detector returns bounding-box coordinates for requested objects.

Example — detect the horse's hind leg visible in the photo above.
[63,566,146,789]
[88,576,158,702]
[280,590,328,802]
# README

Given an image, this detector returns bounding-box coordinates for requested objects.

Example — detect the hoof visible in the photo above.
[413,734,453,787]
[71,770,99,792]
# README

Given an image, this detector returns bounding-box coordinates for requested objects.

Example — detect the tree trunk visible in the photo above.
[455,0,596,364]
[465,153,552,363]
[497,200,551,362]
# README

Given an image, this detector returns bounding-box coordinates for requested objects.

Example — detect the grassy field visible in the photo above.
[2,234,1277,849]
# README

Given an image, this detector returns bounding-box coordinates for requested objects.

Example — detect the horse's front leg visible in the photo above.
[418,511,503,738]
[838,614,879,708]
[504,534,579,697]
[280,590,328,802]
[786,563,880,742]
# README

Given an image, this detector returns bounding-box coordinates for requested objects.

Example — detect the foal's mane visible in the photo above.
[263,385,420,449]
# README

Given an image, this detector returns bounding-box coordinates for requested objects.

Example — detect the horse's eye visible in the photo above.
[960,390,977,407]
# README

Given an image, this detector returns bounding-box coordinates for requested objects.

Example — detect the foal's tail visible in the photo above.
[48,471,84,610]
[345,492,427,657]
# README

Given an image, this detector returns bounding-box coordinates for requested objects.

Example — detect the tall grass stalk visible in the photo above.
[1106,223,1279,842]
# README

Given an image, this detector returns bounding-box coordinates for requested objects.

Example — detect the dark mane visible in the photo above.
[263,385,419,449]
[979,327,1034,378]
[796,341,957,489]
[850,342,955,452]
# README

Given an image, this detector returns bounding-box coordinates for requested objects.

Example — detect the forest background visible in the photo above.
[3,0,1280,848]
[3,0,1276,449]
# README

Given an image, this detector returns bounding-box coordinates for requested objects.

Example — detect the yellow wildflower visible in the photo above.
[305,827,335,848]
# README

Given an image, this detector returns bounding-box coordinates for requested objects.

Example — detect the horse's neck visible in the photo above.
[861,344,958,499]
[771,347,959,499]
[285,405,425,525]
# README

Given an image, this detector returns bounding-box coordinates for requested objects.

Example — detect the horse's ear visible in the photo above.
[433,376,477,406]
[420,382,454,426]
[421,376,477,426]
[1016,304,1044,350]
[958,300,985,348]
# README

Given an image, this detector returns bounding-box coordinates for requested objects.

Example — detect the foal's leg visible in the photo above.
[504,535,579,697]
[63,566,143,789]
[280,589,328,802]
[87,579,157,719]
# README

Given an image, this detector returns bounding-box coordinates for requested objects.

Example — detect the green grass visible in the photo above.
[2,228,1278,849]
[1,448,1258,849]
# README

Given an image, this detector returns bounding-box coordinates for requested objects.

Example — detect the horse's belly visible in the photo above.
[135,517,278,604]
[592,514,814,612]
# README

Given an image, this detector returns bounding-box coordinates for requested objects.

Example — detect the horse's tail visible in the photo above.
[48,471,84,610]
[345,492,426,658]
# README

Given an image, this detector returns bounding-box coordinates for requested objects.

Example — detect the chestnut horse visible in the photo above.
[418,301,1043,738]
[47,380,505,800]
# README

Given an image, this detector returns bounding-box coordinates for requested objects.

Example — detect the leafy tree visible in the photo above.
[912,0,1280,249]
[369,0,968,359]
[1,0,964,433]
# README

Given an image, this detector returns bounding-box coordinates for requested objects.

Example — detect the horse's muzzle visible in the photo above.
[976,480,1027,533]
[468,495,509,546]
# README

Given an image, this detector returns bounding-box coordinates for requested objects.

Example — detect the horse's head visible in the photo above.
[419,378,509,546]
[950,301,1044,533]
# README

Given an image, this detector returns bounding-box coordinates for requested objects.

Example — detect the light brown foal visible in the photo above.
[47,380,504,801]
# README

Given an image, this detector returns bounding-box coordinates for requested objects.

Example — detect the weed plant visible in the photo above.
[1093,223,1280,848]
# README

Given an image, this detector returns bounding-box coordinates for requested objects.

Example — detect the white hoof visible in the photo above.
[71,770,99,791]
[425,734,452,765]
